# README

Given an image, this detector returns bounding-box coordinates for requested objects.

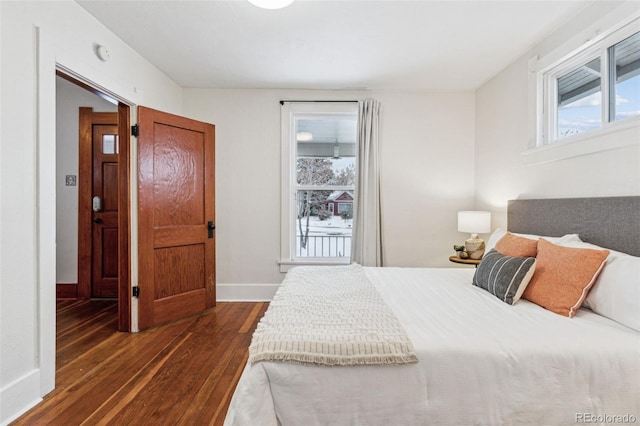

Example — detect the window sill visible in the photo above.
[278,259,350,273]
[523,117,640,166]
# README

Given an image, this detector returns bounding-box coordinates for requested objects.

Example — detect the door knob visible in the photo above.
[93,217,103,224]
[208,221,215,238]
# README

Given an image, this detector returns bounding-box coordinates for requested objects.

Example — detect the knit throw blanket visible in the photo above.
[249,264,418,366]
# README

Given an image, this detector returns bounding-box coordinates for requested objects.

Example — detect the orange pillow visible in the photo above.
[522,238,609,317]
[495,232,538,257]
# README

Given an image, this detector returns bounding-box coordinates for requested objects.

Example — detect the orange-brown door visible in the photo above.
[78,108,120,300]
[91,123,119,297]
[137,106,216,330]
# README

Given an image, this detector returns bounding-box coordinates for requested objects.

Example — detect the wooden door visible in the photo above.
[79,109,120,299]
[137,106,216,330]
[91,123,119,297]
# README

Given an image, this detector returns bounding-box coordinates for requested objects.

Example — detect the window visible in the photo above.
[337,202,352,215]
[280,102,358,269]
[610,31,640,122]
[556,57,602,139]
[102,134,119,154]
[538,19,639,146]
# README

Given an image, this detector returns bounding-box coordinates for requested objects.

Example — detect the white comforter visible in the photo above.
[225,267,640,426]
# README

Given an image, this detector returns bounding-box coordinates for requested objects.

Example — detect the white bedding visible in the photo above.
[225,267,640,426]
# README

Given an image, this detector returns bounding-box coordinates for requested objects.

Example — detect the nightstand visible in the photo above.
[449,256,481,267]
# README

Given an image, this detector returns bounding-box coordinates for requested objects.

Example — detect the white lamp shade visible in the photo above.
[458,211,491,234]
[248,0,295,9]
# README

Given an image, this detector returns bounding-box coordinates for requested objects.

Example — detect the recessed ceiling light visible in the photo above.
[248,0,294,10]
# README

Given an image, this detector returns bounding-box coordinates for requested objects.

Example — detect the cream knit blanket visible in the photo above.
[249,264,418,366]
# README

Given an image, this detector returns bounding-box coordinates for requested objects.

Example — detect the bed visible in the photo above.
[224,197,640,426]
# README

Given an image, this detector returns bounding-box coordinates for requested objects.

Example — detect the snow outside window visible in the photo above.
[279,102,358,269]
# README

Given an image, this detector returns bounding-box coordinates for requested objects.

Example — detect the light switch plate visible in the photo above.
[65,175,77,186]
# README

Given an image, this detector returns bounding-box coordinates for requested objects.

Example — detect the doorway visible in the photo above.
[56,71,131,331]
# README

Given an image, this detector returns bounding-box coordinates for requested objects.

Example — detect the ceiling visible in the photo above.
[77,0,593,91]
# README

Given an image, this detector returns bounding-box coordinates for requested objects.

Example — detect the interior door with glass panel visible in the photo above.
[91,123,119,297]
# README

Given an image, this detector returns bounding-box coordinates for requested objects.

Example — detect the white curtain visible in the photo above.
[351,99,383,266]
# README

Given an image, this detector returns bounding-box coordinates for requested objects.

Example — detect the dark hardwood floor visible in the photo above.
[12,299,267,426]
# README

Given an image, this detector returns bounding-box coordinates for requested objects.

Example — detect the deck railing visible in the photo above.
[296,234,352,258]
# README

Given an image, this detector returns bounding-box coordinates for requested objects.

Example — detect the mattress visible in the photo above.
[225,267,640,425]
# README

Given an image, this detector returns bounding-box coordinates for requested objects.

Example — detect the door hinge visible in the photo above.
[131,124,139,137]
[132,286,140,298]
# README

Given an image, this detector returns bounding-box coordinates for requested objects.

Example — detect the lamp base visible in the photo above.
[465,234,486,260]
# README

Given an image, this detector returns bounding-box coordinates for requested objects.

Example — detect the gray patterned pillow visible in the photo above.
[472,249,536,305]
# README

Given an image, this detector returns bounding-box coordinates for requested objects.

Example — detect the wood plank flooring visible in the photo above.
[12,300,267,426]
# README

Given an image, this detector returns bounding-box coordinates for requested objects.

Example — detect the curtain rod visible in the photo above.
[279,100,359,105]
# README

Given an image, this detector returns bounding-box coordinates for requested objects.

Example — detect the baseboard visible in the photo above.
[58,282,277,301]
[56,283,78,299]
[0,369,42,426]
[216,283,279,302]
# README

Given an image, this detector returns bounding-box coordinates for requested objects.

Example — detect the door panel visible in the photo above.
[102,163,119,211]
[102,228,119,278]
[153,124,205,227]
[137,106,215,330]
[154,245,205,298]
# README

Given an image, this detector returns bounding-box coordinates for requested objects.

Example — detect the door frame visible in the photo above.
[57,71,132,332]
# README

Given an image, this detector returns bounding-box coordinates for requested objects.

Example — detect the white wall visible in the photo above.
[0,2,182,424]
[182,89,476,298]
[475,0,640,227]
[56,76,118,285]
[375,91,476,267]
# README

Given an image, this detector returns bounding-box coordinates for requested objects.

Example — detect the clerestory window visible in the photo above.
[539,20,639,144]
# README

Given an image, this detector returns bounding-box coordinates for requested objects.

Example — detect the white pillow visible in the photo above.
[561,240,640,332]
[485,228,581,253]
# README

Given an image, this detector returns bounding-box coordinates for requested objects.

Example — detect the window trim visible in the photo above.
[279,102,358,272]
[526,15,640,165]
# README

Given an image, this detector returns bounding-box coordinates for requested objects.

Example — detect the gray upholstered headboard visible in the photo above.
[508,196,640,257]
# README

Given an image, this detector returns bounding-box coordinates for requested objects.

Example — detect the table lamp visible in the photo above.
[458,211,491,260]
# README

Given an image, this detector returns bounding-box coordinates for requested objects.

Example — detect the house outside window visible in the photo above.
[539,20,639,145]
[279,102,358,270]
[327,191,353,217]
